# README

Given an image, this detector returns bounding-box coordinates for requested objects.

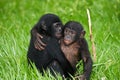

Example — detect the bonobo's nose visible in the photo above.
[58,27,62,32]
[57,27,62,33]
[65,35,71,40]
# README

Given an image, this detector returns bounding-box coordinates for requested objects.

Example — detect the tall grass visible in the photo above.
[0,0,120,80]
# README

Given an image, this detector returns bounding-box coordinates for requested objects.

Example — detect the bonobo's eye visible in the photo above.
[65,28,70,33]
[71,30,76,34]
[53,23,57,27]
[65,29,68,33]
[53,22,62,27]
[53,22,62,33]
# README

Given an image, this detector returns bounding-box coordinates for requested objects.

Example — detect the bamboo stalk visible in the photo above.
[87,9,96,61]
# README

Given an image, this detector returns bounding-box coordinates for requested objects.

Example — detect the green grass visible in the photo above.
[0,0,120,80]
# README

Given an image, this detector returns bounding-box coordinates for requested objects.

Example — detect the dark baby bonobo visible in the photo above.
[27,14,74,77]
[60,21,93,80]
[27,13,62,70]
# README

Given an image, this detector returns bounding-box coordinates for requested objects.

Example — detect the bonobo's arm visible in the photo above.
[31,24,46,50]
[80,38,93,80]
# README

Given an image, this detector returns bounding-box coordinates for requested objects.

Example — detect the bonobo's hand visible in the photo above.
[34,33,46,50]
[75,75,86,80]
[80,75,86,80]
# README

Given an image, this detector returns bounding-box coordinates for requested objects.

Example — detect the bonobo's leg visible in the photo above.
[47,60,64,78]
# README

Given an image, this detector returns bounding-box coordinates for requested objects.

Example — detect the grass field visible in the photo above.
[0,0,120,80]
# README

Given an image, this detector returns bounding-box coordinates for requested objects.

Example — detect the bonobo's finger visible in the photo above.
[34,40,39,49]
[36,40,45,50]
[39,45,45,50]
[37,38,46,47]
[36,43,45,51]
[37,33,43,38]
[34,39,42,50]
[75,75,85,80]
[80,75,85,80]
[34,40,45,50]
[36,33,46,46]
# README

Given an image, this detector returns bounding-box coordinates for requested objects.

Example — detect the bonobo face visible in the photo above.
[63,21,85,45]
[52,22,63,39]
[64,27,77,45]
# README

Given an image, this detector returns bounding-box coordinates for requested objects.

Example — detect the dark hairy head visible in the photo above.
[40,13,61,30]
[63,21,85,45]
[38,13,63,39]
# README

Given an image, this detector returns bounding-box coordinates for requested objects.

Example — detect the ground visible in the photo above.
[0,0,120,80]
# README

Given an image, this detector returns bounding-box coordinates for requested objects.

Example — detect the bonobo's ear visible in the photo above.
[41,21,47,30]
[80,30,86,38]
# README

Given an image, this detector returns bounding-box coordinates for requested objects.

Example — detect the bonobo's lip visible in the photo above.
[55,33,62,38]
[64,39,71,45]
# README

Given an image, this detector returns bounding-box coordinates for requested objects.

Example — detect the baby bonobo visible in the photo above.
[60,21,93,80]
[27,14,74,78]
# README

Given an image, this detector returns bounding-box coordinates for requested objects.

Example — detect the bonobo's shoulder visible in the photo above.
[80,38,88,44]
[79,38,89,49]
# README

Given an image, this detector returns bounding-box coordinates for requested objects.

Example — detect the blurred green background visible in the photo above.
[0,0,120,80]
